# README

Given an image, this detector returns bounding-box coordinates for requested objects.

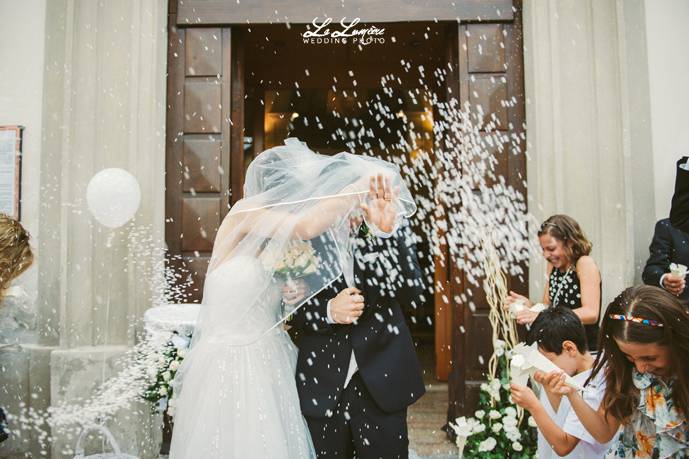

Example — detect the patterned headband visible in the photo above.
[609,314,664,328]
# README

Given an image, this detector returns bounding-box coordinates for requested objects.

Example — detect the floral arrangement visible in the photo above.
[448,238,537,457]
[265,240,319,281]
[449,341,537,458]
[142,332,191,416]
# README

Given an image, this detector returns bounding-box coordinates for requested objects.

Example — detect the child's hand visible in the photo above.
[541,370,574,396]
[515,308,540,325]
[503,291,533,310]
[510,383,539,412]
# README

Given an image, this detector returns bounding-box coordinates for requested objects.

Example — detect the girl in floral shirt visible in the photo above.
[541,285,689,458]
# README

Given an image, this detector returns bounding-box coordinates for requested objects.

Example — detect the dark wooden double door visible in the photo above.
[164,0,526,419]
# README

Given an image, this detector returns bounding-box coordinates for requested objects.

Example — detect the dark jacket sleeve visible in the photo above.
[393,229,425,308]
[670,157,689,233]
[288,280,339,335]
[642,220,674,287]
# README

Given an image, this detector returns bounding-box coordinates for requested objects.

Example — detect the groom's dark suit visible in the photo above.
[290,228,425,459]
[671,156,689,234]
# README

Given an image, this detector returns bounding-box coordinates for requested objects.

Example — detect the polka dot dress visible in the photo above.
[549,267,600,351]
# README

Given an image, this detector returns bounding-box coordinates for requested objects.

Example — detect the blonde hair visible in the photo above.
[0,214,33,297]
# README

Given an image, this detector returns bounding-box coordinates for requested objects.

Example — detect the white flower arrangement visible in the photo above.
[263,240,320,281]
[478,437,497,452]
[447,355,537,458]
[142,331,191,417]
[446,237,537,457]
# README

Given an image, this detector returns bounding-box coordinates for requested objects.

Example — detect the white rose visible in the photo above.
[474,410,485,419]
[177,348,187,358]
[478,437,497,452]
[504,406,517,418]
[512,441,523,451]
[169,360,180,371]
[528,416,537,427]
[506,430,521,442]
[491,422,502,433]
[472,423,486,434]
[480,383,489,392]
[162,371,172,382]
[159,386,168,396]
[490,378,502,391]
[489,410,501,420]
[503,416,518,428]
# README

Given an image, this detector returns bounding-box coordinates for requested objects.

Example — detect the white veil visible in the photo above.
[193,138,416,346]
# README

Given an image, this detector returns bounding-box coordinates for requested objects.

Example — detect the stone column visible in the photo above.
[0,0,167,457]
[39,0,167,350]
[522,0,656,307]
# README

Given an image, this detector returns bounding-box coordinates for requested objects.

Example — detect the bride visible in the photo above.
[169,138,416,458]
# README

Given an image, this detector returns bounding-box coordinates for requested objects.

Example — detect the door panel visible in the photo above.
[447,7,527,419]
[165,20,239,303]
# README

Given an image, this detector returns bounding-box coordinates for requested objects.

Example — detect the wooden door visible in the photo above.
[445,3,527,418]
[165,1,245,303]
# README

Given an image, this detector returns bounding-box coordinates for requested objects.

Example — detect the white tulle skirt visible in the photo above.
[169,329,315,459]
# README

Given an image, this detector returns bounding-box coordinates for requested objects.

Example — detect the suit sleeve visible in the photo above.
[395,230,425,308]
[642,220,673,287]
[670,157,689,233]
[289,281,339,335]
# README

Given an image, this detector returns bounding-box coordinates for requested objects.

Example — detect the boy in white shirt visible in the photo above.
[510,307,612,458]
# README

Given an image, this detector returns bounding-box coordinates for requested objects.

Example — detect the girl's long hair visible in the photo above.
[538,215,592,265]
[588,285,689,422]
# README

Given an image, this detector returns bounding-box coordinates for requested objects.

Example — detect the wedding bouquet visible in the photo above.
[449,343,537,458]
[262,241,320,318]
[269,240,320,281]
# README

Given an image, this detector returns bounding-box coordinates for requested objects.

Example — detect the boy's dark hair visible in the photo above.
[526,306,588,354]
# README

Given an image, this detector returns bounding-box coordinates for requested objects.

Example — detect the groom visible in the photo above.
[286,177,425,458]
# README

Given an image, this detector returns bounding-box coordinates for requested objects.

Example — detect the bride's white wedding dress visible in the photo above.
[169,256,315,458]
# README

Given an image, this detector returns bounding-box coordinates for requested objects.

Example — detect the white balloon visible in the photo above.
[86,168,141,228]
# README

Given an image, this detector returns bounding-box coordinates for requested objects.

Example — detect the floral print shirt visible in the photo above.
[611,370,689,458]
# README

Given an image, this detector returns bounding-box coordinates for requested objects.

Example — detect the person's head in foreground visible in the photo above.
[592,284,689,420]
[0,214,32,300]
[527,306,592,376]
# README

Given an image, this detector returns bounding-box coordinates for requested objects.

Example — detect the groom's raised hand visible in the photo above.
[329,287,365,324]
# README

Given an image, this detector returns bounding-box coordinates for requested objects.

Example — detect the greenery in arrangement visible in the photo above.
[450,343,538,458]
[263,240,319,281]
[449,238,538,458]
[142,332,191,416]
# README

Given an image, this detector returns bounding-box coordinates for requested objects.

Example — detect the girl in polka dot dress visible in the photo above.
[506,214,602,351]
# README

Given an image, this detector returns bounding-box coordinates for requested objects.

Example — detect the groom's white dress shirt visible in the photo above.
[325,222,395,389]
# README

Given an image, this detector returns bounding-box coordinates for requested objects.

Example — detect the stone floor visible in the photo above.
[407,343,457,459]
